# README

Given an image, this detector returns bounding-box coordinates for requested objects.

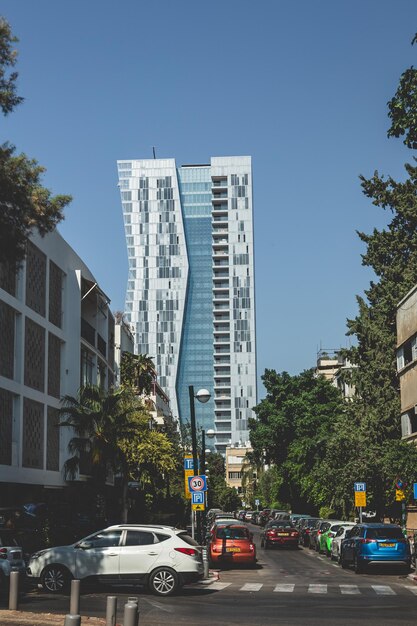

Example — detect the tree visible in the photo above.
[336,31,417,516]
[59,384,141,521]
[0,17,71,265]
[120,352,156,396]
[249,369,345,511]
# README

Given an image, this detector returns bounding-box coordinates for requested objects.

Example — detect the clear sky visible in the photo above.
[2,0,416,395]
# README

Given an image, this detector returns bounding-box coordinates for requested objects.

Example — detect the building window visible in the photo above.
[25,241,46,317]
[81,348,94,386]
[228,471,242,480]
[0,300,15,379]
[24,318,45,391]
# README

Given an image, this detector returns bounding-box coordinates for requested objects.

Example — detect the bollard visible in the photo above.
[123,601,138,626]
[69,579,80,616]
[202,547,209,579]
[8,571,19,611]
[64,615,81,626]
[106,595,117,626]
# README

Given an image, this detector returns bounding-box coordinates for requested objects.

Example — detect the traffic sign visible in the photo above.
[414,483,417,500]
[354,482,366,492]
[192,492,205,505]
[355,491,366,507]
[255,499,260,506]
[184,457,199,470]
[192,503,205,511]
[188,475,207,492]
[396,489,406,501]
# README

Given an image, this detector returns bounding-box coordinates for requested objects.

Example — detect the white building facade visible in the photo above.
[117,156,257,454]
[0,230,115,503]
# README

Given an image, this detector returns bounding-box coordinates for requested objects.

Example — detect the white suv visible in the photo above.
[27,524,203,596]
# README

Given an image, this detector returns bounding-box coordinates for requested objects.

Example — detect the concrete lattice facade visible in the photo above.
[0,230,115,500]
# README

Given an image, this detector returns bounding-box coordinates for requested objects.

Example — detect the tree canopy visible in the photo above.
[0,16,71,264]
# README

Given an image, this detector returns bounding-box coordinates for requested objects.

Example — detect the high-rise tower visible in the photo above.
[117,156,256,454]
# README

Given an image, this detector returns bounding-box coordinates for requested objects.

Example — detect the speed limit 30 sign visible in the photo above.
[188,475,207,492]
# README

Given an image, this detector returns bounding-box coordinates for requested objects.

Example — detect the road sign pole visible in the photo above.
[359,506,362,523]
[189,385,201,544]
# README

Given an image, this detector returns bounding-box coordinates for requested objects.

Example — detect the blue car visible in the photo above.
[340,523,410,573]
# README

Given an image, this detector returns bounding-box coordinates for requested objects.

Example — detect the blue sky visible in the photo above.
[2,0,417,395]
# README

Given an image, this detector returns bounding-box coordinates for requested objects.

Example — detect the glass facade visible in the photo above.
[118,156,257,453]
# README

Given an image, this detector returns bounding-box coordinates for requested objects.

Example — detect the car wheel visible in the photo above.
[330,552,336,561]
[326,547,331,558]
[264,540,270,550]
[340,552,348,569]
[149,567,179,597]
[260,538,264,548]
[353,554,363,574]
[41,565,71,593]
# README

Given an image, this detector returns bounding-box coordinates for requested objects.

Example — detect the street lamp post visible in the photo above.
[188,386,211,544]
[200,428,215,539]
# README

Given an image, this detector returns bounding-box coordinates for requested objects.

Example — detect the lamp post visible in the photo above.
[188,386,211,544]
[201,428,215,539]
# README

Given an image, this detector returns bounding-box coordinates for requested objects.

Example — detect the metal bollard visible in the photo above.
[202,547,209,579]
[123,602,138,626]
[64,615,81,626]
[106,595,117,626]
[69,579,80,616]
[8,571,19,610]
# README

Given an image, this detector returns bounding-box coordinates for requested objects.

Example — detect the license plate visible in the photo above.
[226,547,241,552]
[277,533,289,536]
[380,543,395,547]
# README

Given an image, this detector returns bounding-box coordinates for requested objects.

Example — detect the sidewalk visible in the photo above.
[0,611,108,626]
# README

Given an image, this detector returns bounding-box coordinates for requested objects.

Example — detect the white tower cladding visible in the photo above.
[117,156,257,454]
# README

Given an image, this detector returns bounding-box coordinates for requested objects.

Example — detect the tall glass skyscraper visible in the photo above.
[117,156,256,454]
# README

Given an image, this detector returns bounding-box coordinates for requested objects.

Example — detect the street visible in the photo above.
[10,523,417,625]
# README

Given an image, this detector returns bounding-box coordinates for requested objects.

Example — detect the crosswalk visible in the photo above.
[206,581,417,596]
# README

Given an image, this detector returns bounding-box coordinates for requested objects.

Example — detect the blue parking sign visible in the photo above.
[192,492,205,505]
[414,483,417,500]
[354,482,366,492]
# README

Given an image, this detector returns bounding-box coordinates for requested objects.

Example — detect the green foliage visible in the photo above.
[250,369,345,510]
[0,18,71,264]
[0,17,23,114]
[120,352,155,395]
[319,506,335,519]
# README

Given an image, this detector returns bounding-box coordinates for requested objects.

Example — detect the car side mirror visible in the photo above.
[77,540,93,550]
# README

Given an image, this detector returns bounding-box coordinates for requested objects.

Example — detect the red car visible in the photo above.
[261,520,299,548]
[209,524,256,566]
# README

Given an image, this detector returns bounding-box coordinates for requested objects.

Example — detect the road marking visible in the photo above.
[240,583,263,592]
[372,585,396,596]
[273,584,295,593]
[209,582,232,591]
[404,586,417,595]
[340,585,360,595]
[308,584,327,594]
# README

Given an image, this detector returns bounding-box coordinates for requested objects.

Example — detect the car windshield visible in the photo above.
[266,521,293,528]
[329,524,342,532]
[216,526,249,540]
[366,527,404,540]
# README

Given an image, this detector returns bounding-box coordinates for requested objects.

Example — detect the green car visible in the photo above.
[318,522,345,556]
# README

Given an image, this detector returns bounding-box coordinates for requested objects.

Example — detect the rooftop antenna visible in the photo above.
[152,146,156,159]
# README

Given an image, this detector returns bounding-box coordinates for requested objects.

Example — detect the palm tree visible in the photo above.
[120,352,156,395]
[59,384,140,521]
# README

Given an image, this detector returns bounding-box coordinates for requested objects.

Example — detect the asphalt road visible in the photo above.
[10,524,417,625]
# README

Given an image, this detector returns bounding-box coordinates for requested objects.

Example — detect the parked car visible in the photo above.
[330,523,356,562]
[0,529,27,593]
[340,523,411,573]
[299,518,320,547]
[209,524,256,567]
[244,511,254,522]
[260,520,299,549]
[318,522,345,556]
[309,520,335,551]
[27,524,204,596]
[290,514,310,526]
[258,510,271,527]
